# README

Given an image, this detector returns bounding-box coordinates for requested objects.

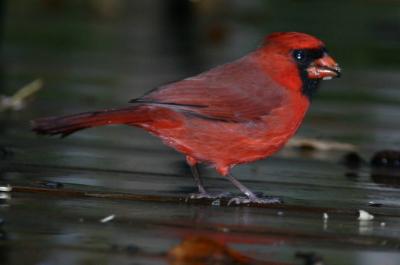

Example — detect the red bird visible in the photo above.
[32,32,340,204]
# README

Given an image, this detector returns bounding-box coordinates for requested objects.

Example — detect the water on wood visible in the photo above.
[1,1,400,265]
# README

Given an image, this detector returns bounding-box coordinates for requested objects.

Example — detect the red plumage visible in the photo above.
[32,32,340,204]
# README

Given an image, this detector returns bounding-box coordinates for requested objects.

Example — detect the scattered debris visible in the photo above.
[0,185,11,205]
[358,219,374,234]
[0,79,43,112]
[323,213,329,220]
[295,251,324,265]
[358,210,374,221]
[288,137,356,151]
[0,185,12,192]
[322,213,329,230]
[0,193,11,200]
[100,214,115,223]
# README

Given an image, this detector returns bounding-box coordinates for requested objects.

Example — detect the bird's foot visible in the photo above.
[227,195,283,206]
[189,191,232,200]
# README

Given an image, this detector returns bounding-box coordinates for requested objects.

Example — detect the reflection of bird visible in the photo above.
[32,32,340,204]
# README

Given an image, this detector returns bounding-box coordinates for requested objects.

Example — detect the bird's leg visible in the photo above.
[186,156,231,200]
[188,164,231,199]
[226,173,282,205]
[190,164,207,194]
[225,173,257,200]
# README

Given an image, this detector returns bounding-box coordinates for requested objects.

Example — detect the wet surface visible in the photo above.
[2,1,400,265]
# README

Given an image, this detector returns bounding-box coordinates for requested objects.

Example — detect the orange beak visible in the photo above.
[307,53,341,80]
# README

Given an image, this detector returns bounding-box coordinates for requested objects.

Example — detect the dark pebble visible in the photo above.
[371,150,400,168]
[342,151,364,169]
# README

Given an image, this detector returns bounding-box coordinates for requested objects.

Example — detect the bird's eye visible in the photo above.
[293,50,306,62]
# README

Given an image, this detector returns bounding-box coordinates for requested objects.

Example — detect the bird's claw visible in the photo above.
[227,196,282,206]
[189,191,232,200]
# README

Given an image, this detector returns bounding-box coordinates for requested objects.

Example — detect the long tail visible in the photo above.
[31,106,148,137]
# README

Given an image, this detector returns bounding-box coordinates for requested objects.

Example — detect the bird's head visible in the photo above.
[260,32,341,99]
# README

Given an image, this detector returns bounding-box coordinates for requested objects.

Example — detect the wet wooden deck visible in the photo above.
[2,98,400,265]
[2,1,400,265]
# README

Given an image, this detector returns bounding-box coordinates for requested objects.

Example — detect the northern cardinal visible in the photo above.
[32,32,340,204]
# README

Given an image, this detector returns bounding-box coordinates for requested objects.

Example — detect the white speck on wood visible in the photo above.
[100,214,115,223]
[0,185,12,192]
[0,193,11,200]
[358,210,374,221]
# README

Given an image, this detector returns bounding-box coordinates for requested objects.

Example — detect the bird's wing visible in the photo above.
[131,56,286,122]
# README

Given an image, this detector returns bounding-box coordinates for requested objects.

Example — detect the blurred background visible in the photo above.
[1,1,400,265]
[1,0,400,148]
